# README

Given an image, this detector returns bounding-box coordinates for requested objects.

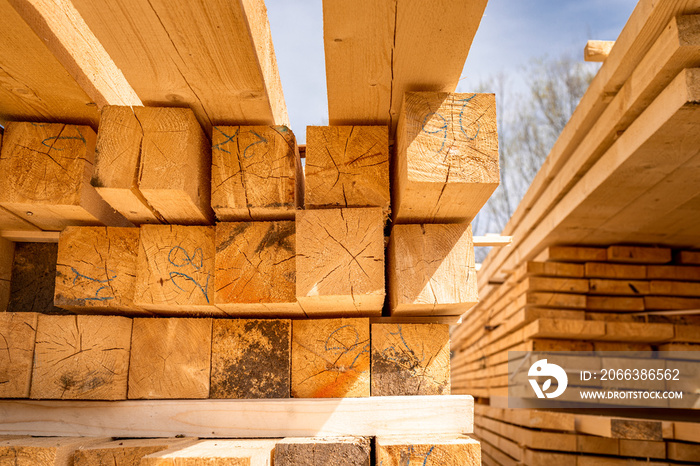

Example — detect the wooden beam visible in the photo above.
[74,438,197,466]
[70,0,288,132]
[375,435,481,466]
[211,125,302,222]
[584,40,615,62]
[393,92,499,223]
[0,396,475,437]
[0,437,110,465]
[141,439,278,465]
[575,415,663,441]
[0,313,36,398]
[0,0,98,127]
[7,0,142,108]
[275,437,370,465]
[473,235,512,247]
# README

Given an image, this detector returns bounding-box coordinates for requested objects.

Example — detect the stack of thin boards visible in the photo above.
[451,245,700,399]
[0,92,498,464]
[475,405,700,466]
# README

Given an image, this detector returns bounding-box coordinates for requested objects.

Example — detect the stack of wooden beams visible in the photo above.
[449,1,700,464]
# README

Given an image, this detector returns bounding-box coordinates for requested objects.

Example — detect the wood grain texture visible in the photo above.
[30,314,131,400]
[214,221,300,316]
[606,245,671,263]
[0,236,12,311]
[128,318,212,400]
[371,324,450,396]
[0,122,129,230]
[292,318,370,398]
[388,223,476,315]
[0,312,36,398]
[134,225,218,315]
[74,438,197,466]
[210,319,291,399]
[211,125,301,221]
[375,435,481,466]
[275,437,370,466]
[71,0,288,133]
[393,92,499,223]
[0,437,109,465]
[7,242,62,314]
[296,208,384,316]
[141,439,278,466]
[0,396,475,437]
[584,40,615,62]
[0,0,99,127]
[54,226,141,313]
[305,126,389,212]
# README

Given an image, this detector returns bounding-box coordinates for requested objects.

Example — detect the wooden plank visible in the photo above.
[393,92,499,223]
[586,296,645,312]
[129,317,212,399]
[292,318,370,398]
[650,279,700,296]
[0,122,130,230]
[0,313,36,398]
[523,318,606,340]
[676,250,700,264]
[535,246,607,263]
[323,0,487,134]
[388,223,476,316]
[71,0,287,132]
[74,438,197,466]
[0,0,99,127]
[475,404,575,432]
[478,10,700,290]
[0,206,40,233]
[375,435,481,466]
[585,263,647,279]
[305,126,390,213]
[606,245,672,263]
[296,208,384,316]
[0,237,12,311]
[667,441,700,462]
[54,226,142,313]
[644,296,700,310]
[141,439,278,465]
[7,242,62,313]
[473,235,512,247]
[673,421,700,442]
[619,439,666,459]
[8,0,142,108]
[30,314,131,400]
[584,40,615,62]
[0,396,475,437]
[0,230,57,242]
[589,278,650,295]
[210,319,291,399]
[575,415,663,441]
[647,264,700,281]
[513,261,585,282]
[602,321,674,342]
[275,437,370,466]
[0,437,109,465]
[214,221,301,316]
[96,106,213,225]
[371,323,450,396]
[211,125,302,221]
[134,225,218,315]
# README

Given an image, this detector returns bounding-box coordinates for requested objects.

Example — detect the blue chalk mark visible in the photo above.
[325,325,368,370]
[169,271,210,303]
[212,126,240,154]
[243,130,268,159]
[422,446,435,465]
[41,127,87,151]
[421,112,448,154]
[381,324,424,366]
[70,267,116,302]
[457,94,480,141]
[167,246,210,302]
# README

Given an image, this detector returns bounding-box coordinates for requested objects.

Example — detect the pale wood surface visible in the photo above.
[292,318,370,398]
[584,40,615,62]
[0,396,475,437]
[0,236,12,311]
[134,225,218,314]
[0,437,109,466]
[0,0,99,127]
[375,435,481,466]
[71,0,287,133]
[371,323,450,396]
[74,438,197,466]
[210,319,290,399]
[8,0,142,108]
[30,315,131,400]
[393,92,499,223]
[388,223,476,315]
[128,318,212,399]
[0,122,129,230]
[211,126,301,221]
[214,221,300,316]
[275,437,370,466]
[141,439,278,466]
[305,126,390,212]
[55,226,141,313]
[0,312,36,398]
[296,208,385,316]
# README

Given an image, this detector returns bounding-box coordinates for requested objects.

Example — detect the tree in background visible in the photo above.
[471,54,596,261]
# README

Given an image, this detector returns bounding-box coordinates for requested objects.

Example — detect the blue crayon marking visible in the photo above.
[41,127,87,151]
[421,112,448,154]
[70,267,116,302]
[212,126,240,154]
[325,325,368,370]
[167,246,210,302]
[457,94,480,141]
[243,130,268,159]
[169,271,210,303]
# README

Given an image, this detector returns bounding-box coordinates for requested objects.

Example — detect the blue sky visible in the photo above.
[266,0,638,143]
